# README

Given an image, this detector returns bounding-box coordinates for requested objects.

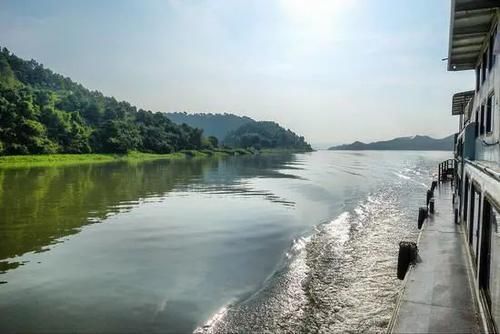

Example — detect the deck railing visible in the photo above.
[438,159,455,182]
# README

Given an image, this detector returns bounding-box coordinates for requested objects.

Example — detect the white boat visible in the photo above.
[450,0,500,331]
[390,3,500,333]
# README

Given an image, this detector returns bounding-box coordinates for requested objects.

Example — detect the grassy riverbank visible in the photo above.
[0,148,256,168]
[0,147,314,169]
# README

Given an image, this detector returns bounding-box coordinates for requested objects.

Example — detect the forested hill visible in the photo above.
[223,121,312,151]
[165,112,254,141]
[0,47,210,155]
[329,135,454,151]
[0,47,313,155]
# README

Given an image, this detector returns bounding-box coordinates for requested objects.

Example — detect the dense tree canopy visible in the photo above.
[0,47,209,155]
[0,47,312,156]
[223,121,312,151]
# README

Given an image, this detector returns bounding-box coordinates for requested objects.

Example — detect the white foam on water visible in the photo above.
[194,179,428,333]
[286,235,312,258]
[354,206,366,220]
[195,230,314,333]
[322,211,351,246]
[193,301,232,334]
[393,172,410,180]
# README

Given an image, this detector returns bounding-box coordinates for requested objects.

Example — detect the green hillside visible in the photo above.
[165,112,254,141]
[223,121,312,151]
[0,47,207,155]
[166,113,312,151]
[0,47,313,156]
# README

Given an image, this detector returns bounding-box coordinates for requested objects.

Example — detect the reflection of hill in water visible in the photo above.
[0,154,300,272]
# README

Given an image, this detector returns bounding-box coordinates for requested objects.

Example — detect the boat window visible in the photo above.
[487,95,494,134]
[482,51,488,83]
[480,199,493,309]
[480,105,485,135]
[473,189,481,268]
[490,28,497,71]
[464,177,469,225]
[488,202,500,329]
[470,188,475,246]
[476,66,481,91]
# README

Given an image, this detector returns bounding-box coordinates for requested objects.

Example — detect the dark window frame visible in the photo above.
[480,104,486,135]
[476,65,481,91]
[486,94,494,134]
[480,197,493,309]
[464,176,469,224]
[490,27,497,71]
[488,198,500,331]
[470,188,475,246]
[476,194,482,268]
[482,51,488,83]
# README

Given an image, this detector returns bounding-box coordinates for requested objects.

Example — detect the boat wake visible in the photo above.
[194,175,423,333]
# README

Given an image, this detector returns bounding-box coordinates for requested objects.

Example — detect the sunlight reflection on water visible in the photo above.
[0,151,451,333]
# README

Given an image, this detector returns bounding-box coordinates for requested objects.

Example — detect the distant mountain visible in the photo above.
[223,121,312,151]
[311,142,342,150]
[329,135,454,151]
[165,112,254,141]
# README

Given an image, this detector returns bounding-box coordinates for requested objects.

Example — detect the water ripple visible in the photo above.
[197,175,425,333]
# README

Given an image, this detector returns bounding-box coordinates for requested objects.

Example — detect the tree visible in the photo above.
[223,121,312,151]
[0,47,313,156]
[97,120,142,153]
[207,136,218,148]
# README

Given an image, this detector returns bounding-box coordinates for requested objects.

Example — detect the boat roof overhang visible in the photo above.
[452,90,474,115]
[448,0,499,71]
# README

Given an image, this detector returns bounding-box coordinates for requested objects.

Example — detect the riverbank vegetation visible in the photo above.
[0,48,212,155]
[0,148,259,168]
[0,47,312,160]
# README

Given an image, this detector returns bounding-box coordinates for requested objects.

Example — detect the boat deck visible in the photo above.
[392,183,482,333]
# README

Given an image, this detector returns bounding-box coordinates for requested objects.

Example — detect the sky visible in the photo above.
[0,0,473,146]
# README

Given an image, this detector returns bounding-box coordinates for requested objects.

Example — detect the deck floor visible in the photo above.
[393,183,481,333]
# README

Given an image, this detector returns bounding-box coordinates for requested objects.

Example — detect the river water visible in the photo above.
[0,150,450,333]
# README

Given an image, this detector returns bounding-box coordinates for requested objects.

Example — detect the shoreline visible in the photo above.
[0,148,312,168]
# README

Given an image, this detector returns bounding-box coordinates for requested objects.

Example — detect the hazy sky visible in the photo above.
[0,0,473,145]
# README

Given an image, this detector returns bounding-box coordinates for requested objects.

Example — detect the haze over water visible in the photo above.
[0,151,450,333]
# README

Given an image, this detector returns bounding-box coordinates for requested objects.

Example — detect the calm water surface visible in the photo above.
[0,151,450,333]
